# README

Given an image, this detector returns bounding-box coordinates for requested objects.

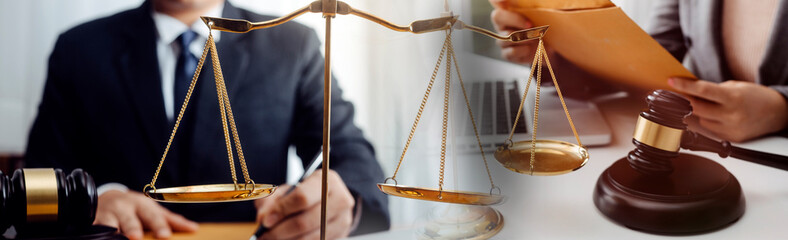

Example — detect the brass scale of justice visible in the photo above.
[141,0,589,237]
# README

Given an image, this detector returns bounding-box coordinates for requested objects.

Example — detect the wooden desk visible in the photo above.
[143,223,257,240]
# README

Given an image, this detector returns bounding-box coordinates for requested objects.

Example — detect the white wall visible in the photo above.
[0,0,140,153]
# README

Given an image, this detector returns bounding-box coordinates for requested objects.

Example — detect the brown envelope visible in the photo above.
[505,4,697,90]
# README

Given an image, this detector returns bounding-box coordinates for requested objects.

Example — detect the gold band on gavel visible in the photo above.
[23,169,59,222]
[633,116,684,152]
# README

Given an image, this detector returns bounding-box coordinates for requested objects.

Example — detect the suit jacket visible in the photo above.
[25,0,389,235]
[648,0,788,98]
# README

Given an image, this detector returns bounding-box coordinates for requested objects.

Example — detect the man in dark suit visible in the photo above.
[25,0,389,239]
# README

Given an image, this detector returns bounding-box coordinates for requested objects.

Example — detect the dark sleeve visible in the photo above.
[770,85,788,132]
[25,34,82,170]
[771,85,788,98]
[647,0,688,61]
[289,29,390,235]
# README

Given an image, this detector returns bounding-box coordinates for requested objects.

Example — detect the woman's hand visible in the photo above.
[490,1,537,64]
[669,77,788,142]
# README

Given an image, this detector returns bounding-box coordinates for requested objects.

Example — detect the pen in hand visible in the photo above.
[250,147,324,240]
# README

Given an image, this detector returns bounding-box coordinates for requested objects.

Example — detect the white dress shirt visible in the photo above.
[153,4,224,121]
[97,4,224,196]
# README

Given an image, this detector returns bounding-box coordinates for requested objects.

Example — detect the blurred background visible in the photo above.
[0,0,650,229]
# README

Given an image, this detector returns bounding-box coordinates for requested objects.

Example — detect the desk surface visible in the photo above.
[355,94,788,240]
[146,95,788,240]
[143,223,257,240]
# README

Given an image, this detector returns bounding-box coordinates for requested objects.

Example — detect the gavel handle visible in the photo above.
[681,131,788,171]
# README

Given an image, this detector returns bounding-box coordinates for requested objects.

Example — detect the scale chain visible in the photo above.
[389,29,501,194]
[529,41,545,175]
[506,39,542,143]
[220,77,254,184]
[147,29,253,190]
[438,29,452,196]
[147,33,213,188]
[501,39,582,175]
[541,43,583,147]
[209,33,254,186]
[447,39,496,190]
[212,42,253,184]
[390,31,452,181]
[209,36,239,186]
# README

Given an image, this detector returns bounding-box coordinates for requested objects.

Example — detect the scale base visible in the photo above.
[417,205,503,240]
[593,153,745,234]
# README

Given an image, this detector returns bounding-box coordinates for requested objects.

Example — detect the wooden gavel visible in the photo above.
[631,89,788,173]
[0,168,97,233]
[595,90,753,234]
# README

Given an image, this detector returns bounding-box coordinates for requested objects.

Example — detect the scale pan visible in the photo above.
[377,183,504,206]
[494,140,588,176]
[145,184,276,203]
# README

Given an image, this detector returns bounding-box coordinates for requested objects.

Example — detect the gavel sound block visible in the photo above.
[593,90,745,234]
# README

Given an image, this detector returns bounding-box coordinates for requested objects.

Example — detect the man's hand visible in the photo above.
[94,190,199,240]
[254,169,355,240]
[669,77,788,142]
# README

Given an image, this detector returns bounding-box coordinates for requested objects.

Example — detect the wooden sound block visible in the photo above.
[593,153,745,234]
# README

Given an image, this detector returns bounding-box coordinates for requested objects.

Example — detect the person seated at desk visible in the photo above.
[489,0,788,142]
[24,0,389,239]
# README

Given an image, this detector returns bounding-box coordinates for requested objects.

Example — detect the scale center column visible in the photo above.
[320,1,337,240]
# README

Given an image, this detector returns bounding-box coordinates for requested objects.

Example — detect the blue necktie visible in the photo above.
[174,30,199,117]
[170,30,199,181]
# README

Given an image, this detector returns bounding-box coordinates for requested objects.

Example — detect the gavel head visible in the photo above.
[0,168,97,232]
[629,90,692,175]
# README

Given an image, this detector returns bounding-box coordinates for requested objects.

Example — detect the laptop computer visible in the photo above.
[453,52,611,152]
[451,0,611,151]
